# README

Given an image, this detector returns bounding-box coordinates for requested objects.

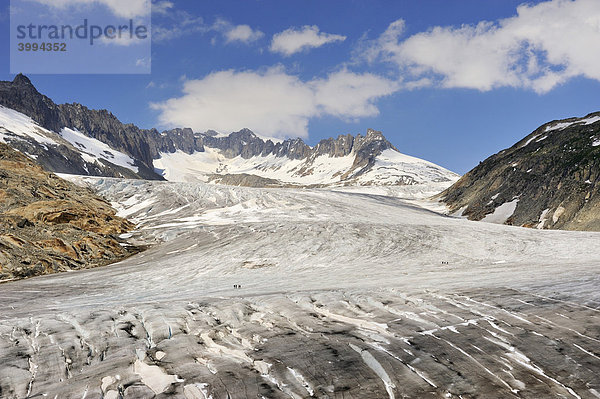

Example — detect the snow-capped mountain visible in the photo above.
[440,111,600,230]
[0,74,458,189]
[154,128,458,188]
[0,75,159,179]
[0,105,143,178]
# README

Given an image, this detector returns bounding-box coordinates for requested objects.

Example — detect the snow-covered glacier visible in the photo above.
[1,178,600,398]
[153,146,459,187]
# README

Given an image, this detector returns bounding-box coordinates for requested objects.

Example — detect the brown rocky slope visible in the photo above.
[0,143,140,281]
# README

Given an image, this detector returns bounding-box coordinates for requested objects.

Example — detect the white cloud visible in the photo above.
[151,67,397,138]
[212,18,264,44]
[311,69,400,119]
[224,24,264,43]
[363,0,600,93]
[26,0,150,18]
[135,57,150,68]
[146,81,169,89]
[270,25,346,56]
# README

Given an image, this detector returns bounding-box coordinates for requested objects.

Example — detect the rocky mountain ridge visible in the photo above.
[440,112,600,230]
[0,74,457,187]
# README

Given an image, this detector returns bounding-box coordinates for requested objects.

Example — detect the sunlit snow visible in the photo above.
[153,146,458,187]
[481,198,519,224]
[0,105,59,146]
[544,115,600,132]
[59,127,139,173]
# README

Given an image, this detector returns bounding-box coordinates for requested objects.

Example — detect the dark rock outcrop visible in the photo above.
[207,173,285,188]
[439,112,600,230]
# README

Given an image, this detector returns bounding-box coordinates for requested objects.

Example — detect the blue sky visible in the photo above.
[1,0,600,174]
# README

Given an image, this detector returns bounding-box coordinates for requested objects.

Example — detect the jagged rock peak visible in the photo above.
[365,128,385,140]
[12,73,33,86]
[230,128,258,138]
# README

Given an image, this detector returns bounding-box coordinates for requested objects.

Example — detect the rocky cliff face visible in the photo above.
[0,75,161,179]
[197,128,401,184]
[0,143,140,281]
[199,127,396,162]
[440,112,600,230]
[0,75,193,180]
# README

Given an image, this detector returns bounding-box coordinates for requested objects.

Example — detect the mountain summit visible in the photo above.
[12,73,33,86]
[0,75,457,188]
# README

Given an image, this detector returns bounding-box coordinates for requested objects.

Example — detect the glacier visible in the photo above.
[1,177,600,398]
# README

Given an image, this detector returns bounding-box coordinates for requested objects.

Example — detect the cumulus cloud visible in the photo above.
[363,0,600,93]
[270,25,346,56]
[26,0,150,18]
[214,18,264,44]
[311,70,399,119]
[151,67,397,138]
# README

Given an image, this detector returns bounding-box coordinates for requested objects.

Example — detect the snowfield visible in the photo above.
[1,178,600,398]
[0,105,60,147]
[59,127,139,173]
[153,147,458,187]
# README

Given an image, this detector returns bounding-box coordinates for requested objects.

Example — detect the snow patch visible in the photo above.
[537,208,550,230]
[349,344,395,399]
[287,367,315,396]
[450,205,468,218]
[545,115,600,132]
[0,105,58,147]
[133,359,182,394]
[552,206,565,224]
[357,149,459,186]
[184,383,213,399]
[481,199,519,224]
[521,134,541,148]
[153,147,458,187]
[114,195,156,219]
[60,128,138,173]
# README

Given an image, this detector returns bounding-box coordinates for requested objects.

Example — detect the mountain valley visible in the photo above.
[0,75,599,398]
